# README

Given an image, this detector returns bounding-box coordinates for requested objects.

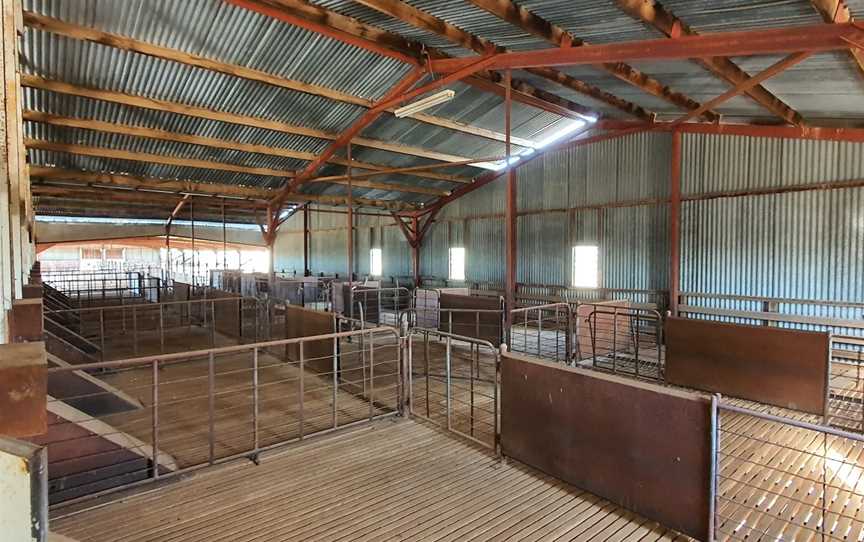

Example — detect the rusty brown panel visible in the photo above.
[206,289,242,338]
[0,343,47,438]
[501,353,711,540]
[665,317,829,415]
[284,305,334,373]
[9,298,44,342]
[574,299,630,358]
[22,284,43,299]
[439,293,502,344]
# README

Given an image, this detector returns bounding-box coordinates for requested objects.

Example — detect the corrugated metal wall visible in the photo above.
[274,133,863,315]
[274,206,412,278]
[680,133,864,329]
[423,132,672,297]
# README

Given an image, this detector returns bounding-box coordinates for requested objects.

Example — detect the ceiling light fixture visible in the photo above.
[394,90,455,118]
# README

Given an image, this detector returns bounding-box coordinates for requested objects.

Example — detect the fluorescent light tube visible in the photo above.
[394,90,455,118]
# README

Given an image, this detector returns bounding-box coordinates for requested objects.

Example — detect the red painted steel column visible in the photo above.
[346,143,354,283]
[504,70,517,342]
[412,216,421,288]
[303,204,310,277]
[669,129,682,316]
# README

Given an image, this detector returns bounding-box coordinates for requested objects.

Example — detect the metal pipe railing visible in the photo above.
[406,328,500,453]
[45,326,401,508]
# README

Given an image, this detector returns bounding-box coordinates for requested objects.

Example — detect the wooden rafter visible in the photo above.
[228,0,604,121]
[25,139,296,178]
[28,166,418,210]
[23,111,470,184]
[21,76,474,164]
[810,0,864,81]
[24,139,449,196]
[466,0,719,122]
[32,185,250,211]
[353,0,654,121]
[34,199,257,222]
[615,0,804,125]
[23,10,532,148]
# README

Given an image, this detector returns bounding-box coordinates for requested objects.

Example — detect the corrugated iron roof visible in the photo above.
[20,0,864,221]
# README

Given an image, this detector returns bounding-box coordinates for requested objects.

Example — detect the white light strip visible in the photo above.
[474,119,592,171]
[394,90,455,118]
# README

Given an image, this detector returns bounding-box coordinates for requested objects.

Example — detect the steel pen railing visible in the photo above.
[42,326,401,506]
[508,303,573,364]
[350,286,413,327]
[43,297,273,361]
[583,305,665,380]
[406,328,499,451]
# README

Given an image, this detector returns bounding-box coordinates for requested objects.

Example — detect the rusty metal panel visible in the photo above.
[284,305,334,374]
[0,343,47,438]
[501,353,711,540]
[9,298,44,343]
[439,293,502,344]
[665,317,829,414]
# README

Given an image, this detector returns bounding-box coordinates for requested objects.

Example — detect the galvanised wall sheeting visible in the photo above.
[310,229,347,276]
[682,134,864,195]
[273,231,303,274]
[682,188,864,301]
[438,132,670,287]
[420,221,449,279]
[603,204,669,292]
[439,178,506,219]
[517,212,568,286]
[382,226,411,278]
[516,132,670,212]
[465,217,505,284]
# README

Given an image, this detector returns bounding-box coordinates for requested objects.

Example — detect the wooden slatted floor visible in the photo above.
[51,419,687,542]
[716,400,864,541]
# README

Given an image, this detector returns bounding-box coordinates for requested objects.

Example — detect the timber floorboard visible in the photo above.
[51,419,685,542]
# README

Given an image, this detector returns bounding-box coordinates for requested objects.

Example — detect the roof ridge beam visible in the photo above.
[352,0,654,121]
[614,0,804,126]
[467,0,718,122]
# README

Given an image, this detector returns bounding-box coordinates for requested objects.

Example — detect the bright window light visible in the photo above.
[572,245,599,288]
[449,247,465,281]
[370,248,383,277]
[534,120,586,148]
[475,119,590,171]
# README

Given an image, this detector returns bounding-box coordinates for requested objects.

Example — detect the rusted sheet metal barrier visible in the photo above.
[501,351,713,541]
[666,317,830,416]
